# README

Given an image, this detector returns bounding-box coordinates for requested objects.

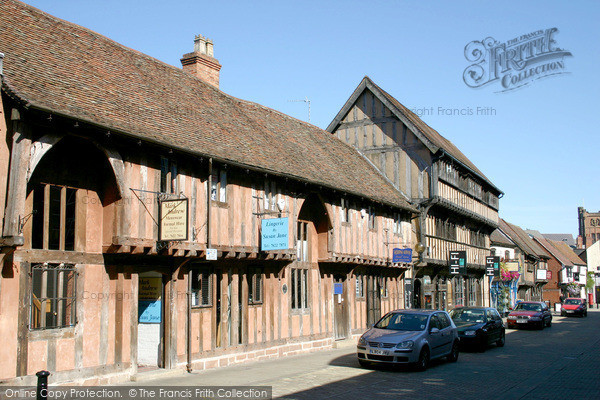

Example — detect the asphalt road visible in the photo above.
[137,310,600,399]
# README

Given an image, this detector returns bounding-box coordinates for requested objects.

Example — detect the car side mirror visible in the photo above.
[430,327,440,334]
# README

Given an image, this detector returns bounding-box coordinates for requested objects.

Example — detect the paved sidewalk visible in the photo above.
[127,310,600,399]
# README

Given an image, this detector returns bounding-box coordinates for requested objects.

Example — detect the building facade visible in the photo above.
[0,1,417,384]
[326,77,502,311]
[496,220,549,302]
[577,207,600,249]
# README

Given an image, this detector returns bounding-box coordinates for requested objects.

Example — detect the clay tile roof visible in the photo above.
[534,237,573,267]
[499,219,549,259]
[550,240,585,266]
[490,228,515,247]
[0,0,416,212]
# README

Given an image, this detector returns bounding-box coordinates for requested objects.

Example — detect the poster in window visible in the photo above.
[159,198,189,241]
[139,277,162,323]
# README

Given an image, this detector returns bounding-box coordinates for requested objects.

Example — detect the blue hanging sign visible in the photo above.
[261,217,289,251]
[393,248,413,263]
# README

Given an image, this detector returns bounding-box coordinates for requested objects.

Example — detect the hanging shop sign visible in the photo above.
[393,248,413,263]
[486,256,501,277]
[158,198,189,241]
[449,251,467,275]
[138,277,162,323]
[261,217,289,251]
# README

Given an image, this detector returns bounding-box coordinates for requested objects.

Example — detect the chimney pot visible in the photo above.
[181,35,221,88]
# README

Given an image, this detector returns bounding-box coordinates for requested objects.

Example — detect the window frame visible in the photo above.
[248,267,264,305]
[191,268,213,308]
[355,274,365,299]
[291,267,309,311]
[210,168,227,203]
[31,183,78,252]
[296,220,309,263]
[30,263,77,330]
[341,198,350,225]
[160,156,178,194]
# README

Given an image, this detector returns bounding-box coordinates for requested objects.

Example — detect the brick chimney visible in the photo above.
[180,35,222,88]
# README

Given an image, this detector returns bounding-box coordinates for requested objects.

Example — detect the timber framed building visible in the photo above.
[0,0,417,384]
[327,77,503,311]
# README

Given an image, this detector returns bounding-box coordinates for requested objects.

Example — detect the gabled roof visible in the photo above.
[0,0,416,212]
[499,219,549,259]
[490,228,516,247]
[551,240,586,266]
[326,76,502,195]
[533,237,573,267]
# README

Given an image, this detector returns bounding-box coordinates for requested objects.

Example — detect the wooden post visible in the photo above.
[2,108,32,241]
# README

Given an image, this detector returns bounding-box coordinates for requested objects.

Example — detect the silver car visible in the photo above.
[357,309,459,371]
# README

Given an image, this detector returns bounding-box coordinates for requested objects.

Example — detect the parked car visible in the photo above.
[506,301,552,329]
[561,298,587,317]
[449,307,505,351]
[357,309,459,371]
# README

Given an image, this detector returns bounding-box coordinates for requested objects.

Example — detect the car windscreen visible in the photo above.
[564,299,582,305]
[374,313,429,331]
[514,303,542,312]
[449,309,485,323]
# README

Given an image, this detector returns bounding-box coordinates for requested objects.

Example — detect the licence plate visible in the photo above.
[369,349,389,355]
[567,311,573,313]
[517,320,528,323]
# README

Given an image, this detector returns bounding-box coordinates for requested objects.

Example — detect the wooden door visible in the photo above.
[333,275,348,340]
[366,275,381,326]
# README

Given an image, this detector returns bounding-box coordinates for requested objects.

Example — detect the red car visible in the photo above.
[506,301,552,330]
[561,298,587,317]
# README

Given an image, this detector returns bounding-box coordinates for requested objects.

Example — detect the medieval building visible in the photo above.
[327,77,502,310]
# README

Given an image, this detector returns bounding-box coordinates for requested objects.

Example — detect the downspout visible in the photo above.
[186,269,192,372]
[207,158,213,248]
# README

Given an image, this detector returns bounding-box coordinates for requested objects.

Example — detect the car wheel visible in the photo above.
[447,341,459,362]
[546,319,552,327]
[415,347,430,371]
[538,320,545,330]
[584,311,587,317]
[496,331,505,347]
[358,359,369,368]
[561,311,566,317]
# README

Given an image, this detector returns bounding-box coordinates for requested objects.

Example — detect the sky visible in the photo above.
[21,0,600,237]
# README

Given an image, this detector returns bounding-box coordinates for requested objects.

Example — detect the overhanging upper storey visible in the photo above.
[327,76,502,228]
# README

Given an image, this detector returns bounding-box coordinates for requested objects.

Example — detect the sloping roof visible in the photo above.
[0,0,415,212]
[551,240,585,266]
[542,233,576,247]
[326,76,502,195]
[533,237,573,267]
[499,219,549,259]
[490,228,515,247]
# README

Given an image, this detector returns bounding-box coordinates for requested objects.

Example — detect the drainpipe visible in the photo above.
[186,269,193,372]
[207,158,213,248]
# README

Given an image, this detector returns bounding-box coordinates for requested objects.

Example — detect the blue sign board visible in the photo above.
[392,248,413,263]
[261,218,289,251]
[139,300,162,323]
[334,283,343,295]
